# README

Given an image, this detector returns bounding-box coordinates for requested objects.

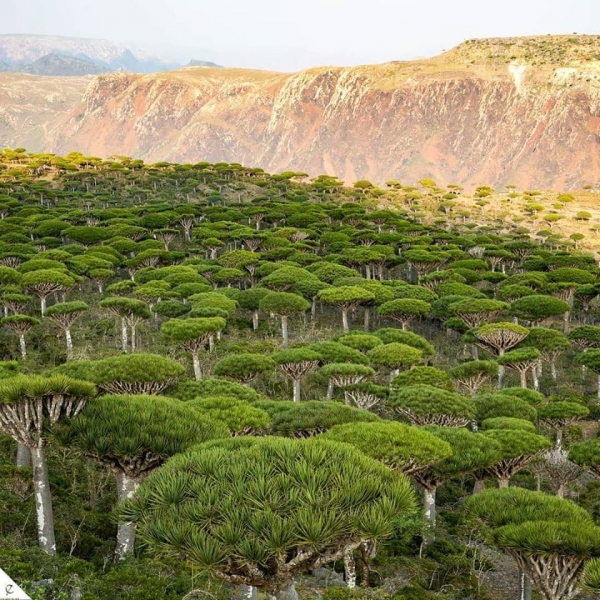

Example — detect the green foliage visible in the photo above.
[122,438,416,591]
[391,366,453,390]
[213,353,275,382]
[254,400,380,436]
[481,417,537,432]
[367,343,422,371]
[59,394,229,466]
[390,385,475,426]
[324,421,452,474]
[188,396,270,435]
[473,393,537,422]
[171,378,264,403]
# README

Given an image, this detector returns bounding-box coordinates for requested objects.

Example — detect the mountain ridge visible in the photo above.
[2,35,600,190]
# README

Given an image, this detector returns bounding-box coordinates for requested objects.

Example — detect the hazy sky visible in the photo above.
[2,0,598,71]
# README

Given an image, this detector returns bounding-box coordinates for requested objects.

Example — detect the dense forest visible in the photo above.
[2,148,600,600]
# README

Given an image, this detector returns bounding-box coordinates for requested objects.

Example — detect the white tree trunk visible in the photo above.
[114,471,141,561]
[293,379,301,402]
[16,443,31,467]
[423,486,436,529]
[18,334,27,359]
[252,310,259,331]
[192,352,202,380]
[344,549,357,589]
[121,319,128,352]
[65,328,73,360]
[31,445,56,555]
[281,315,289,347]
[342,309,350,333]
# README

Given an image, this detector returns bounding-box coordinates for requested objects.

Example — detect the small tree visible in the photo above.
[318,286,375,332]
[162,317,226,380]
[121,438,416,600]
[59,394,228,560]
[86,353,185,394]
[538,448,583,497]
[391,366,454,391]
[569,439,600,479]
[272,348,322,402]
[0,375,96,554]
[377,298,431,331]
[44,301,88,359]
[509,295,570,325]
[259,292,310,346]
[473,322,529,387]
[414,426,502,529]
[390,384,475,427]
[2,315,40,359]
[213,353,275,383]
[450,360,498,396]
[524,327,570,381]
[538,402,589,447]
[466,488,600,600]
[320,363,375,402]
[474,393,538,423]
[576,349,600,399]
[477,429,551,488]
[451,299,508,328]
[497,347,541,389]
[237,287,271,331]
[100,297,151,352]
[367,342,422,379]
[21,269,76,314]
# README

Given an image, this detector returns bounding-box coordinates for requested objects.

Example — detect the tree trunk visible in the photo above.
[498,477,510,489]
[232,585,258,600]
[563,311,570,334]
[551,362,558,382]
[292,379,301,403]
[472,479,486,494]
[40,296,47,315]
[556,483,567,498]
[18,334,27,359]
[364,307,370,331]
[16,443,31,468]
[121,319,128,352]
[252,310,259,331]
[341,309,350,333]
[518,569,532,600]
[520,370,527,388]
[281,315,289,347]
[192,352,202,380]
[423,486,436,529]
[532,367,539,392]
[130,325,136,351]
[65,328,73,360]
[268,583,298,600]
[556,429,563,448]
[326,380,334,400]
[114,471,141,561]
[344,549,357,589]
[498,365,505,389]
[31,445,56,555]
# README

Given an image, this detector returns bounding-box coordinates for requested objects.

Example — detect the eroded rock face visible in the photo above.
[4,36,600,189]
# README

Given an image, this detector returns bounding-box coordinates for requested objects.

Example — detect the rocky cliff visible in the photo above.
[5,35,600,189]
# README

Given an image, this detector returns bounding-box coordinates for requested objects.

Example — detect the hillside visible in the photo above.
[1,35,600,189]
[0,149,600,599]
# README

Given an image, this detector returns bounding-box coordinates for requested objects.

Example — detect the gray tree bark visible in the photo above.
[293,379,301,403]
[65,328,74,360]
[16,443,31,467]
[31,445,56,555]
[281,315,289,347]
[114,471,141,561]
[192,352,202,380]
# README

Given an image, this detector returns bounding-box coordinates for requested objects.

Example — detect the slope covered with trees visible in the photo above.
[2,148,600,599]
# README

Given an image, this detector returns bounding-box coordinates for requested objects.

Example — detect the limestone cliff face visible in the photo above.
[8,36,600,189]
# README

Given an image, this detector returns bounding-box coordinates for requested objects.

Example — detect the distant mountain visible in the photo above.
[187,59,223,68]
[0,34,186,75]
[3,35,599,190]
[22,52,106,76]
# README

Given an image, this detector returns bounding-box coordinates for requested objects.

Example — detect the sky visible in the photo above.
[2,0,599,71]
